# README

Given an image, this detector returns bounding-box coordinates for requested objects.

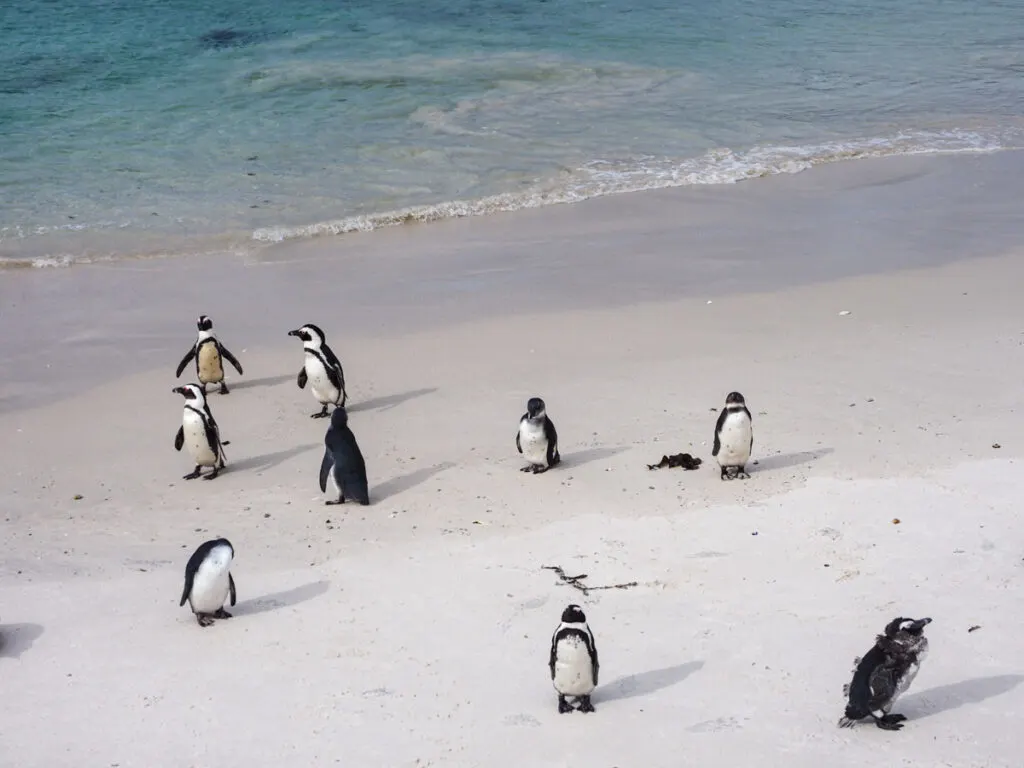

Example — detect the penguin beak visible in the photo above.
[172,386,184,395]
[911,618,932,631]
[287,329,300,337]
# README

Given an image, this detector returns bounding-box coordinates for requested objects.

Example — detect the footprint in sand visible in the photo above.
[503,713,541,727]
[687,715,745,733]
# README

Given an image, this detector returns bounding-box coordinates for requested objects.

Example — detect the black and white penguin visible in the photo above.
[516,397,561,474]
[712,391,753,480]
[549,604,599,714]
[288,323,347,418]
[839,616,932,731]
[319,406,370,506]
[175,315,244,395]
[173,383,228,480]
[179,538,237,628]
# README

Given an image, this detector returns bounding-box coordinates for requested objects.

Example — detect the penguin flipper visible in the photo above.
[297,367,308,389]
[228,573,237,606]
[319,449,332,493]
[175,426,184,452]
[219,344,244,375]
[516,428,523,454]
[544,418,560,467]
[548,632,559,679]
[180,572,194,607]
[175,347,196,378]
[712,409,726,456]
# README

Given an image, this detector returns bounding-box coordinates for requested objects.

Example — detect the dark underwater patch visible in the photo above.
[198,28,264,50]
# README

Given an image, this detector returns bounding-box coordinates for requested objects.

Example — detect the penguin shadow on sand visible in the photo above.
[558,446,630,469]
[373,460,457,501]
[596,660,705,705]
[348,387,438,414]
[229,374,294,391]
[0,623,44,659]
[898,674,1024,720]
[751,447,834,474]
[229,443,319,473]
[233,580,331,618]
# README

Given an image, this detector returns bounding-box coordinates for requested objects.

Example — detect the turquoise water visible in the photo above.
[2,0,1023,264]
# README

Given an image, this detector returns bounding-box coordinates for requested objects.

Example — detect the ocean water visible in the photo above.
[2,0,1023,266]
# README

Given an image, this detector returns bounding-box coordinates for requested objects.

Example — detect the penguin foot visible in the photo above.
[203,467,221,480]
[719,468,732,481]
[882,714,906,724]
[557,696,573,714]
[214,608,233,619]
[874,718,904,731]
[325,498,343,506]
[220,382,230,395]
[577,696,595,713]
[311,405,329,418]
[183,467,202,480]
[529,465,549,475]
[519,465,533,473]
[736,469,750,479]
[195,614,215,627]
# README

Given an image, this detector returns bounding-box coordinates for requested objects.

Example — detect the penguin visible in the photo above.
[712,391,753,480]
[288,323,347,418]
[516,397,560,474]
[180,538,237,628]
[839,616,932,731]
[175,315,244,395]
[173,383,228,480]
[549,604,599,714]
[319,406,370,506]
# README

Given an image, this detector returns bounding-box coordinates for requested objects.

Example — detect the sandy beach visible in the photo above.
[2,151,1023,767]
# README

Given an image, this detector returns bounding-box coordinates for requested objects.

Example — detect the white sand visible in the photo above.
[2,152,1023,767]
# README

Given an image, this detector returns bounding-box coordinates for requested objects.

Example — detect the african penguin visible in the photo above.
[839,616,932,731]
[319,406,370,506]
[173,384,228,480]
[712,391,753,480]
[549,604,599,713]
[516,397,560,474]
[175,315,244,395]
[288,324,347,418]
[180,538,237,628]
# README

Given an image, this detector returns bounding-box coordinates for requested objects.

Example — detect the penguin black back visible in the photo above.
[319,407,369,505]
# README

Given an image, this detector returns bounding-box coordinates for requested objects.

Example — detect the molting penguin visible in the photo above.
[712,391,753,480]
[319,406,370,506]
[180,538,237,627]
[288,324,347,418]
[516,397,560,474]
[839,616,932,730]
[173,383,228,480]
[175,315,244,395]
[549,604,599,713]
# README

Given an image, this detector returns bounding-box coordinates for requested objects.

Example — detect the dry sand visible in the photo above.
[2,152,1023,767]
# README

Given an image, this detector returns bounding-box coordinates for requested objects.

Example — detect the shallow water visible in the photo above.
[2,0,1023,265]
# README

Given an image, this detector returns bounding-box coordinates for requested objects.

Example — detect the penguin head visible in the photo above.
[288,324,326,347]
[173,384,207,405]
[197,315,214,332]
[725,391,746,408]
[526,397,547,420]
[560,604,587,624]
[329,406,349,428]
[878,616,931,656]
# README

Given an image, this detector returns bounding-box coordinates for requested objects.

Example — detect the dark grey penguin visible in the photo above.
[173,383,228,480]
[516,396,561,474]
[319,406,369,506]
[288,323,347,418]
[175,315,244,395]
[712,391,753,480]
[839,616,932,730]
[180,538,237,628]
[549,604,599,714]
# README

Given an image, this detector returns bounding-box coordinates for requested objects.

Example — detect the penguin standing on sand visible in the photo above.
[175,315,244,395]
[180,538,237,628]
[288,324,347,418]
[319,406,370,506]
[712,391,753,480]
[173,383,228,480]
[516,397,561,474]
[839,616,932,731]
[549,604,599,713]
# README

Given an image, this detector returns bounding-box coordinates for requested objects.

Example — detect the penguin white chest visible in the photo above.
[553,636,596,696]
[519,420,549,466]
[197,342,224,384]
[305,353,340,405]
[894,646,928,702]
[182,408,218,466]
[189,546,233,613]
[717,411,753,466]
